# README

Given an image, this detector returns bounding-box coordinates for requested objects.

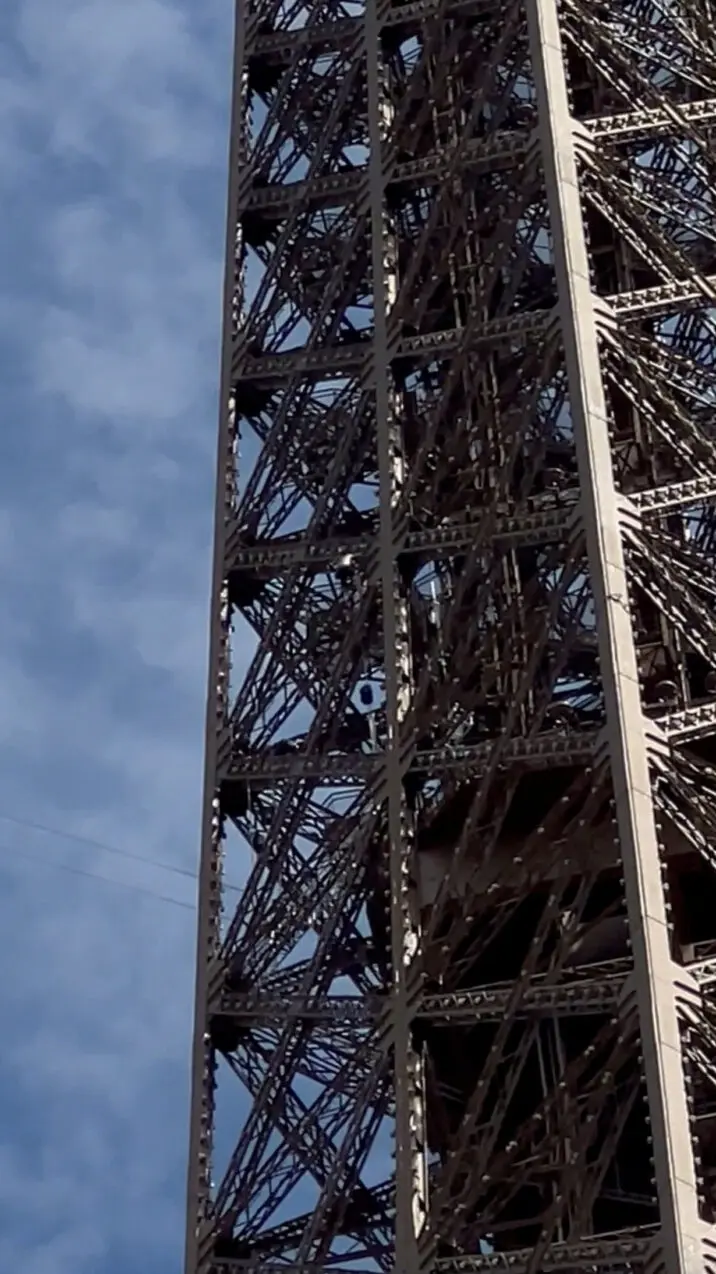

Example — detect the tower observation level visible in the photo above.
[184,1,716,1270]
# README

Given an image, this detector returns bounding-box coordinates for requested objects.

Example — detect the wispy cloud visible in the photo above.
[0,1,232,1269]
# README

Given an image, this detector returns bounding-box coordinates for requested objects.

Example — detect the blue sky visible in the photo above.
[0,1,233,1269]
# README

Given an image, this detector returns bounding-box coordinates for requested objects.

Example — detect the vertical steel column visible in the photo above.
[365,4,429,1272]
[184,5,245,1272]
[526,2,701,1270]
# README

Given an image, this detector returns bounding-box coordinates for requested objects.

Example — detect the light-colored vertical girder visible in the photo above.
[526,2,702,1270]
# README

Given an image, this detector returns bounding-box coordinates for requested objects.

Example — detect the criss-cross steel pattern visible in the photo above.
[184,1,716,1270]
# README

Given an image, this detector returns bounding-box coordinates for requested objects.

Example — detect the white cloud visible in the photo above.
[14,0,226,167]
[0,0,236,1270]
[36,196,221,430]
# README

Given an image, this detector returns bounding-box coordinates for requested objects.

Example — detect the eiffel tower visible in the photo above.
[183,2,716,1271]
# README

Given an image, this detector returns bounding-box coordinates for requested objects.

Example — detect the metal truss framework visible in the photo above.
[184,1,716,1271]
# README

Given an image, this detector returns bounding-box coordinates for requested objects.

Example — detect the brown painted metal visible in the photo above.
[185,2,716,1270]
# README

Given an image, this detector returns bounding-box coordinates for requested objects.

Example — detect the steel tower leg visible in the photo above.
[184,5,246,1271]
[527,2,703,1268]
[184,2,716,1272]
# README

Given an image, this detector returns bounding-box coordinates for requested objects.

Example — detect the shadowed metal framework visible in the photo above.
[185,1,716,1270]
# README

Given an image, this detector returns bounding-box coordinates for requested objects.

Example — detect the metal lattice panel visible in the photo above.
[185,1,716,1271]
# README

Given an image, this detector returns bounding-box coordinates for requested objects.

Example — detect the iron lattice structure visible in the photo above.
[184,1,716,1271]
